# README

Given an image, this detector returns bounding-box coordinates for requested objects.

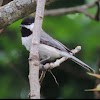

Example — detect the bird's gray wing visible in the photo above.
[40,29,71,52]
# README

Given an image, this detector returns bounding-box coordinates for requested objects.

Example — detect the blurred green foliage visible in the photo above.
[0,0,100,99]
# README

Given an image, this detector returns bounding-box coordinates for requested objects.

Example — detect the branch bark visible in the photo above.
[39,46,81,83]
[0,0,55,29]
[44,2,96,17]
[44,2,99,21]
[0,0,4,35]
[28,0,46,99]
[0,0,3,6]
[0,0,99,29]
[39,46,81,70]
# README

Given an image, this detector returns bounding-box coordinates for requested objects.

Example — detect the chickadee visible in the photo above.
[19,17,95,73]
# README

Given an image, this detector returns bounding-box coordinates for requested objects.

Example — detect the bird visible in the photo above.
[19,17,95,73]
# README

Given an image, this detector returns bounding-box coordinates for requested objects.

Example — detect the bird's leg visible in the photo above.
[40,56,50,64]
[39,57,50,84]
[40,56,50,71]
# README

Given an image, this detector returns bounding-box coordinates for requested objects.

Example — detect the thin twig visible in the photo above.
[94,46,100,99]
[0,28,4,35]
[48,70,59,86]
[39,46,81,70]
[39,46,81,83]
[39,71,46,84]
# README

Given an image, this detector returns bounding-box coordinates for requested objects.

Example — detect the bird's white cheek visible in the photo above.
[21,35,32,51]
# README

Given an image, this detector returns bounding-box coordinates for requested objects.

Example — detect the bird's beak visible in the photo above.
[19,25,24,28]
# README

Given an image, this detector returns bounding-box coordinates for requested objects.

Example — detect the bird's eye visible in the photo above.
[27,23,31,25]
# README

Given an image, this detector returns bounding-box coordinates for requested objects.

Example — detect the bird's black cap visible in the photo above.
[20,17,35,37]
[21,17,35,25]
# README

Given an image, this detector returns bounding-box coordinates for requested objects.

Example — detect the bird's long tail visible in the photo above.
[61,52,95,73]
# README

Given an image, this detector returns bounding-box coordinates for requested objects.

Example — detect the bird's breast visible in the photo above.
[39,44,61,61]
[22,36,62,61]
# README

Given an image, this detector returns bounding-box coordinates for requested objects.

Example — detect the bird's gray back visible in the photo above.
[40,29,71,52]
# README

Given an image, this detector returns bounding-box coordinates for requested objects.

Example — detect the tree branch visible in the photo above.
[28,0,46,99]
[0,0,99,30]
[0,0,55,29]
[0,0,3,6]
[0,28,4,35]
[0,0,4,35]
[44,1,99,21]
[44,3,95,16]
[39,46,81,83]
